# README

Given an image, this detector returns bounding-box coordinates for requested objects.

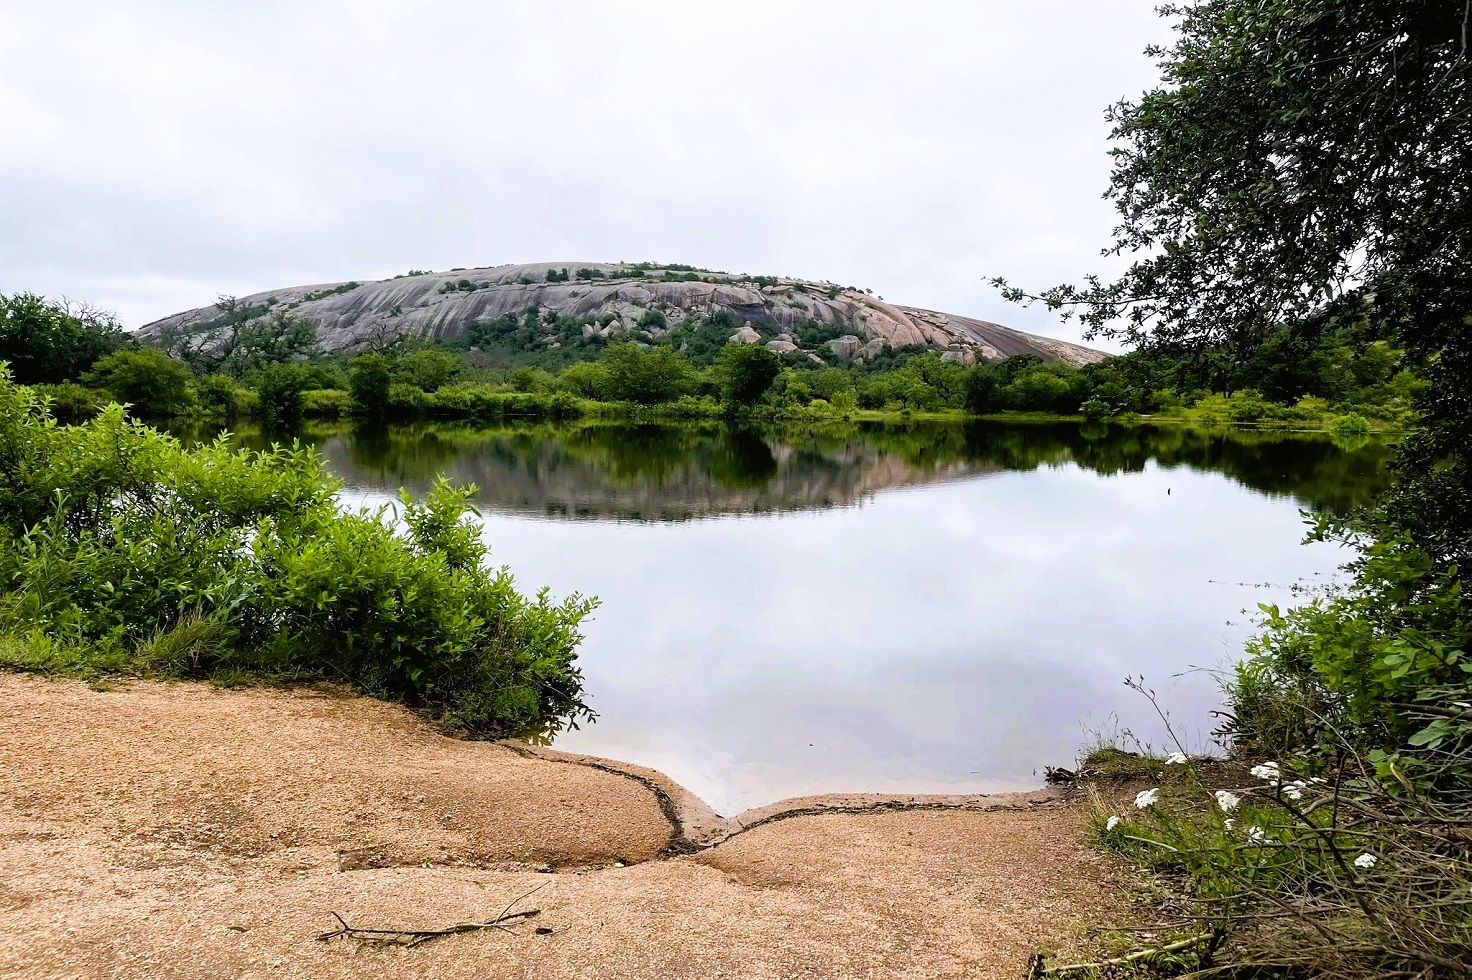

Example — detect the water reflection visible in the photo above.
[186,418,1394,813]
[210,419,1392,520]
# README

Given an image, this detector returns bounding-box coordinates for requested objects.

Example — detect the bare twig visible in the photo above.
[317,883,548,948]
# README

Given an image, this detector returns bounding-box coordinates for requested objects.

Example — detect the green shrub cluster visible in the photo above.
[0,368,596,735]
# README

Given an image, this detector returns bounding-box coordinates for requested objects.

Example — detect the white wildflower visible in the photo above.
[1281,784,1303,801]
[1310,776,1328,784]
[1249,762,1281,783]
[1164,752,1188,765]
[1354,853,1378,869]
[1214,790,1242,812]
[1106,816,1122,831]
[1223,818,1235,830]
[1247,825,1266,843]
[1134,788,1161,809]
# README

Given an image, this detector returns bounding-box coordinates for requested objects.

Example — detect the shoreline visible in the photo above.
[0,671,1121,978]
[500,738,1071,854]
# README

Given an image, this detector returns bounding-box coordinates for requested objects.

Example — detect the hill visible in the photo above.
[138,261,1107,368]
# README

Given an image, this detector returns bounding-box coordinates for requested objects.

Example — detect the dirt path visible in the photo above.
[0,674,1125,979]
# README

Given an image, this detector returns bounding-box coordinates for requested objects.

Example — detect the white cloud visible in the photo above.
[1,0,1170,346]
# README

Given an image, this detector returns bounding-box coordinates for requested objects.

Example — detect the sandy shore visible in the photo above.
[0,673,1125,979]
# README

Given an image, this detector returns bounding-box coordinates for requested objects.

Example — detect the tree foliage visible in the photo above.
[0,293,126,385]
[0,368,594,735]
[715,344,781,406]
[995,0,1471,564]
[82,347,196,417]
[160,296,319,377]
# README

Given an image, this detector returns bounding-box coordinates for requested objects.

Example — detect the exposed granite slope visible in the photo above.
[138,261,1108,366]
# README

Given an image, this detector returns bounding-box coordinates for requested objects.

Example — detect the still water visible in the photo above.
[246,420,1393,815]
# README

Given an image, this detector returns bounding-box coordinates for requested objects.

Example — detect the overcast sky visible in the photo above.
[1,1,1171,346]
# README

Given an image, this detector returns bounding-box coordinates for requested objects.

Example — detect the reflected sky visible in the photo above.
[348,446,1363,815]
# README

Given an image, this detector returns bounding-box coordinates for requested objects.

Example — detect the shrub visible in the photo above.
[1330,412,1372,436]
[0,368,596,735]
[715,344,781,406]
[302,388,350,419]
[349,353,392,418]
[603,343,696,405]
[82,347,197,417]
[31,383,107,422]
[254,363,307,428]
[196,374,247,420]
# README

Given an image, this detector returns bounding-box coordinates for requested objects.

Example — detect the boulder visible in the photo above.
[940,348,976,367]
[728,325,762,345]
[827,335,861,361]
[860,338,888,360]
[765,339,798,354]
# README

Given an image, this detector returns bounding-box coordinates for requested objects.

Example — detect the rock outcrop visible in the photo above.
[138,261,1108,366]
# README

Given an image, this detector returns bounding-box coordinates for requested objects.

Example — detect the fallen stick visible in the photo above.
[318,883,547,948]
[1042,931,1221,974]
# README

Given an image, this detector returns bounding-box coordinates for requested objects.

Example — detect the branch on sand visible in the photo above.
[1026,930,1223,977]
[317,883,549,948]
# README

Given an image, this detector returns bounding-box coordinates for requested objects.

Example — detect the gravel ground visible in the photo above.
[0,673,1125,979]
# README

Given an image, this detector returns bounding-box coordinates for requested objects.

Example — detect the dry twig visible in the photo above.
[317,883,547,948]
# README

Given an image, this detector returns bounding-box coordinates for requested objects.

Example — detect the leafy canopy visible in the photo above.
[0,293,126,385]
[995,0,1472,564]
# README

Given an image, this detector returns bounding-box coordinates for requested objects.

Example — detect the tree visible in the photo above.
[0,293,126,384]
[161,296,318,377]
[993,0,1472,565]
[602,343,696,405]
[396,349,462,392]
[349,353,392,418]
[254,364,306,429]
[715,344,780,406]
[83,348,196,417]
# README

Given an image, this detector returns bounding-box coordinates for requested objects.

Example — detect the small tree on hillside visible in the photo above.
[715,344,781,406]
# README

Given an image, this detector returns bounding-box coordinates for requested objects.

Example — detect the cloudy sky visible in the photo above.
[1,1,1170,345]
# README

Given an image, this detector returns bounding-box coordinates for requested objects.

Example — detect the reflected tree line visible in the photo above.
[199,419,1393,520]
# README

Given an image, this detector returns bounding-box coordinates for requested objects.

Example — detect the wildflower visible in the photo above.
[1214,790,1241,812]
[1223,818,1235,830]
[1249,762,1280,783]
[1164,752,1188,765]
[1310,776,1328,784]
[1106,816,1122,831]
[1281,784,1303,802]
[1354,853,1378,869]
[1134,788,1160,809]
[1247,825,1266,843]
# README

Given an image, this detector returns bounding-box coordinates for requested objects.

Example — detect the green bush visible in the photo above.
[302,388,350,419]
[196,374,248,421]
[715,344,781,406]
[254,363,307,428]
[1330,412,1372,436]
[31,383,107,422]
[349,353,392,418]
[603,343,696,405]
[83,347,196,417]
[0,368,596,735]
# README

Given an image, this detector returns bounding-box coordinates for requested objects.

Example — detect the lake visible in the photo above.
[234,419,1393,815]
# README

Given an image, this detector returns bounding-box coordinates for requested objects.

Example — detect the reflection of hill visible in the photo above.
[206,419,1393,522]
[314,425,999,520]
